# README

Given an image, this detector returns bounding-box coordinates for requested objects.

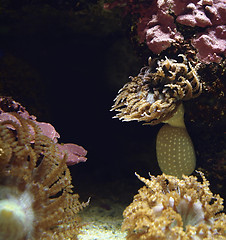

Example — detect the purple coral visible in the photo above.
[57,143,87,166]
[135,1,184,54]
[192,25,226,63]
[173,0,226,27]
[0,97,87,165]
[137,8,183,54]
[105,0,226,63]
[175,1,212,27]
[173,0,226,63]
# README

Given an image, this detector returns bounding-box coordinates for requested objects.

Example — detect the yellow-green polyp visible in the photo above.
[156,124,196,178]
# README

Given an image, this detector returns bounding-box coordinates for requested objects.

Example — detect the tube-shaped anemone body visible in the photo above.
[156,104,196,178]
[156,125,196,177]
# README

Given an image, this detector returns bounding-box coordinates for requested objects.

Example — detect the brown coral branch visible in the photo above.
[0,113,87,239]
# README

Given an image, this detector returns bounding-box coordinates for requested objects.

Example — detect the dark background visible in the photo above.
[0,0,225,206]
[0,0,162,204]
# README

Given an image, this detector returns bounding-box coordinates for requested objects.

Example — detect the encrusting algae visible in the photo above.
[122,172,226,240]
[112,55,202,178]
[0,113,88,239]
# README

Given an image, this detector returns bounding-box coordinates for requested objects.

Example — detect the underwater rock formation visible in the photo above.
[0,105,88,239]
[112,55,201,177]
[122,172,226,240]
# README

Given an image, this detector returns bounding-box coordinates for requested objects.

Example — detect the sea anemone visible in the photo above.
[156,103,196,177]
[112,54,201,124]
[112,55,202,177]
[0,113,88,239]
[122,172,226,240]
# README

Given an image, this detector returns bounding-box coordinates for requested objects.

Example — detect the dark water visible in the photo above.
[0,2,225,209]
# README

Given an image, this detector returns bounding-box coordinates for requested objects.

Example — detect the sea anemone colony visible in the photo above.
[122,172,226,240]
[0,113,88,240]
[112,55,202,178]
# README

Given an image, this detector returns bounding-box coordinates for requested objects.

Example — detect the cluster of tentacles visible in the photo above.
[112,54,202,125]
[122,172,226,240]
[0,113,88,239]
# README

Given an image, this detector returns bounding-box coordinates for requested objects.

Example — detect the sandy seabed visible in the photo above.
[77,200,127,240]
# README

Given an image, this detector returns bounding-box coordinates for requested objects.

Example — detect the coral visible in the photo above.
[112,55,201,177]
[0,111,89,239]
[105,0,184,54]
[191,25,226,64]
[104,0,183,54]
[142,13,183,55]
[136,1,184,54]
[57,143,87,166]
[122,172,226,240]
[130,1,184,54]
[172,0,226,63]
[0,96,87,165]
[174,0,226,27]
[105,0,226,63]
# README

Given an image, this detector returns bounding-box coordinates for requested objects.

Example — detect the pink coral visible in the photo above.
[57,143,87,166]
[0,97,87,165]
[104,0,226,63]
[192,25,226,63]
[176,3,212,27]
[135,1,184,54]
[173,0,226,63]
[173,0,226,27]
[104,0,184,54]
[139,9,183,54]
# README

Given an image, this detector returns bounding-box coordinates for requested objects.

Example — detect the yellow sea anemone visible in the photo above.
[112,55,202,177]
[0,113,88,240]
[156,103,196,177]
[122,172,226,240]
